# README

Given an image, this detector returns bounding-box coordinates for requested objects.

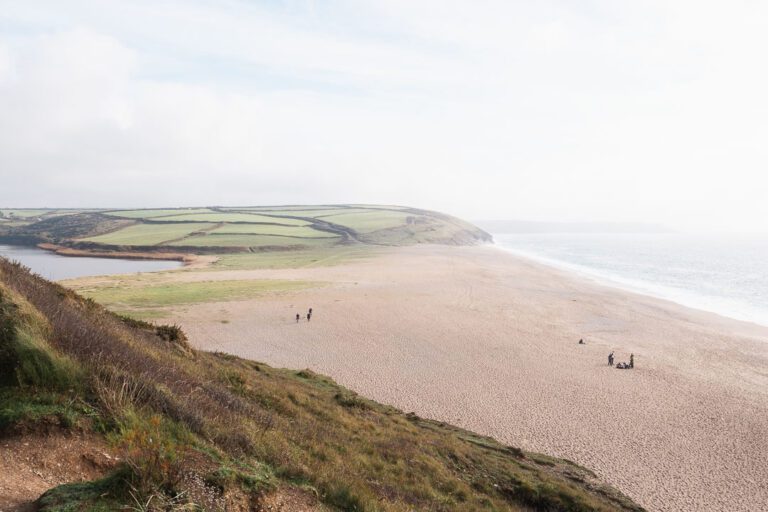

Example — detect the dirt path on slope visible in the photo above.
[0,431,117,512]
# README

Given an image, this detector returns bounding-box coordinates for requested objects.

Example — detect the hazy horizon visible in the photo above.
[2,2,768,233]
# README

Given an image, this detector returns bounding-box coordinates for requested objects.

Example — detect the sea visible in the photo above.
[493,233,768,328]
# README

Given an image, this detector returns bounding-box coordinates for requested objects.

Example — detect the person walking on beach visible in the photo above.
[608,352,614,366]
[629,353,634,369]
[307,311,311,322]
[309,307,313,316]
[295,313,300,323]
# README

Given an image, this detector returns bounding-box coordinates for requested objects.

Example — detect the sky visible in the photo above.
[1,1,767,232]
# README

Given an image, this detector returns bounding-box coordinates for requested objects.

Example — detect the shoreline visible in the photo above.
[35,242,214,267]
[32,231,768,331]
[490,237,768,329]
[139,244,768,511]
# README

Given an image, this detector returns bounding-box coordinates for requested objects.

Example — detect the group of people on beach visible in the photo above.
[296,307,313,323]
[608,351,634,369]
[579,340,635,369]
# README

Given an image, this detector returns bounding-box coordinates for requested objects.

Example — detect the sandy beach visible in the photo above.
[157,245,768,511]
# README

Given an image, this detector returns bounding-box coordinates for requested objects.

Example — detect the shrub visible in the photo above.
[221,370,247,395]
[91,369,148,423]
[121,414,185,496]
[323,482,367,511]
[0,286,81,391]
[155,324,186,344]
[334,392,370,410]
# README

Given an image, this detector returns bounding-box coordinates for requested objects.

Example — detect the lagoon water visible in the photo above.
[0,244,181,281]
[494,233,768,327]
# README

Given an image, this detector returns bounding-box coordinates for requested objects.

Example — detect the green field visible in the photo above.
[219,205,342,212]
[345,204,411,209]
[209,223,338,237]
[210,245,379,270]
[153,212,311,225]
[235,208,373,218]
[82,223,214,245]
[320,210,414,232]
[76,279,317,309]
[0,209,53,218]
[169,233,338,248]
[104,208,215,218]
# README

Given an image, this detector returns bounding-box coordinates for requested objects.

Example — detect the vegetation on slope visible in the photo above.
[0,258,643,511]
[0,212,132,245]
[0,205,492,254]
[77,278,318,310]
[81,222,217,246]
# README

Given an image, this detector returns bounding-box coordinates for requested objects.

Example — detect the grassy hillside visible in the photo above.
[0,205,492,254]
[81,223,217,245]
[0,258,643,511]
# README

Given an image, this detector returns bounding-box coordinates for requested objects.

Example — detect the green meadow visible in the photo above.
[82,222,215,245]
[147,212,311,224]
[168,233,338,247]
[0,209,53,218]
[84,205,452,249]
[239,207,375,218]
[210,245,380,270]
[319,209,415,232]
[104,208,216,218]
[209,223,338,237]
[75,279,317,309]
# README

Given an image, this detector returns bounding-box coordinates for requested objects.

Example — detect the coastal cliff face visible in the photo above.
[0,258,641,511]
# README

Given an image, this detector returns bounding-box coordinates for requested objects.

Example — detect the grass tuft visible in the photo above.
[0,286,82,391]
[36,469,132,512]
[334,392,371,410]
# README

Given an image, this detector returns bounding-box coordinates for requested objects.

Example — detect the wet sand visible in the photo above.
[159,245,768,511]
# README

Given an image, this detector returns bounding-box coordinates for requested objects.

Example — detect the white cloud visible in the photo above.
[0,1,767,232]
[0,43,12,83]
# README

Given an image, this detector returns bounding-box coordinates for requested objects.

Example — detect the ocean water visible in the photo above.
[493,233,768,327]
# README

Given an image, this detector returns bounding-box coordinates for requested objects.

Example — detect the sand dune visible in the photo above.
[163,245,768,511]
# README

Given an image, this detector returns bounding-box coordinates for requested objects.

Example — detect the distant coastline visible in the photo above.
[493,232,768,329]
[475,219,672,234]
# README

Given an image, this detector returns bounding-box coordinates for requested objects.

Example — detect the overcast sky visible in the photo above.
[1,1,767,232]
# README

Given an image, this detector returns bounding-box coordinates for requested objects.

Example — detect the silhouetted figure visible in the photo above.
[296,313,300,323]
[309,307,313,316]
[608,352,614,366]
[307,312,311,322]
[578,338,585,344]
[629,353,634,369]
